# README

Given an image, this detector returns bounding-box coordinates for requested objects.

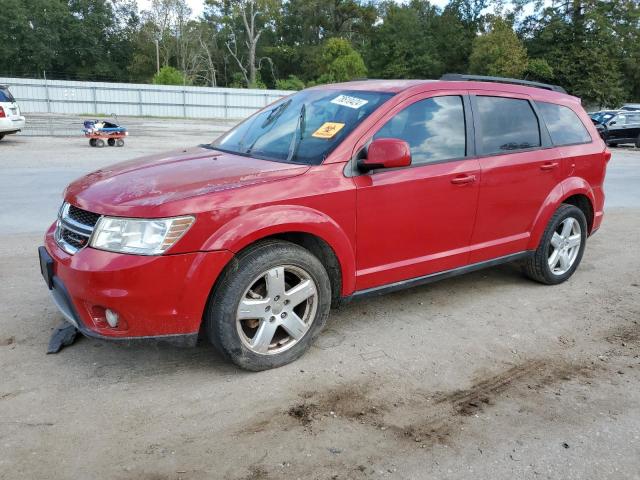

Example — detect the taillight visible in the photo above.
[0,107,5,118]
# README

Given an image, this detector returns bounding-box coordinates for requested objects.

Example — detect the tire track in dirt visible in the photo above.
[231,357,602,479]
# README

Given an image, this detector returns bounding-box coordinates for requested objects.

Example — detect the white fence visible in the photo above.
[0,77,293,119]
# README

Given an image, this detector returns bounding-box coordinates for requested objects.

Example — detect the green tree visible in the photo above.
[267,0,375,85]
[275,75,305,90]
[525,58,554,81]
[317,38,366,84]
[366,1,444,79]
[0,0,67,76]
[152,66,189,85]
[469,17,529,78]
[0,0,138,81]
[128,20,160,83]
[439,0,489,73]
[522,0,630,106]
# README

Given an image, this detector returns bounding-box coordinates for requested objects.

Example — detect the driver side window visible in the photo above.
[373,96,466,166]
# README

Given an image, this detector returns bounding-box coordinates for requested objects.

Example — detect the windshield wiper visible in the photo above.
[261,99,292,129]
[243,100,294,155]
[286,104,306,163]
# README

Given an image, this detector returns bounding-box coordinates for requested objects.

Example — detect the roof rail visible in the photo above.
[440,73,567,94]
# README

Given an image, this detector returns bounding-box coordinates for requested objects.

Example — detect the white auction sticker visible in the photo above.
[330,94,369,109]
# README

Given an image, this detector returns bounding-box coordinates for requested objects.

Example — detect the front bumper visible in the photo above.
[41,225,233,345]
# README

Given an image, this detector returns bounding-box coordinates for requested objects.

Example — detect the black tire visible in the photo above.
[205,240,331,371]
[523,204,587,285]
[89,138,97,147]
[107,138,116,147]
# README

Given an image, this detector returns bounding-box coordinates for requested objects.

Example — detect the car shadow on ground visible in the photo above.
[42,261,530,380]
[0,135,25,145]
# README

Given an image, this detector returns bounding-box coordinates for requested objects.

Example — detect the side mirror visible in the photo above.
[359,138,411,172]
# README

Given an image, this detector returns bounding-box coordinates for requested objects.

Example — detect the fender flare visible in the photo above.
[202,205,356,295]
[527,177,596,250]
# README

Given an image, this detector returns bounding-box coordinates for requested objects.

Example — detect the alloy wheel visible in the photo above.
[236,265,318,355]
[548,216,582,275]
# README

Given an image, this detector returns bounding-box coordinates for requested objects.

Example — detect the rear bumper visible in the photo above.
[42,224,233,344]
[591,185,605,235]
[0,116,25,133]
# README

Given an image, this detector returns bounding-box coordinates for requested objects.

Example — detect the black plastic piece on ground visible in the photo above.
[47,323,79,354]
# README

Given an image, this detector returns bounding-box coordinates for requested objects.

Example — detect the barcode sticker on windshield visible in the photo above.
[330,95,369,109]
[312,122,345,139]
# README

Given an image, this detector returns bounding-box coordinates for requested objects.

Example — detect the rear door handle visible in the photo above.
[540,162,559,171]
[450,174,476,185]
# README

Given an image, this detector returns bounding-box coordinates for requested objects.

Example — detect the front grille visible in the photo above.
[61,229,88,249]
[55,203,101,254]
[68,205,100,227]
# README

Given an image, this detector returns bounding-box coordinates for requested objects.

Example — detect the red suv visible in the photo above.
[39,75,609,370]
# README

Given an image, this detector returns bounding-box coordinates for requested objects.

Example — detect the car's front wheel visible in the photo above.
[205,240,331,371]
[523,204,587,285]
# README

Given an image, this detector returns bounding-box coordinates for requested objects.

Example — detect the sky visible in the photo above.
[137,0,452,18]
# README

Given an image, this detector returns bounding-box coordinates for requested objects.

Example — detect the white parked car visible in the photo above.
[0,85,25,141]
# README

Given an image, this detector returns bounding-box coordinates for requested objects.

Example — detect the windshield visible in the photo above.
[212,89,394,165]
[591,111,616,124]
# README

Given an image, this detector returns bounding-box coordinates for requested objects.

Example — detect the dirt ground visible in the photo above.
[1,133,639,479]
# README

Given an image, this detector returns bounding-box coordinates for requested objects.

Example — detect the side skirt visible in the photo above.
[349,251,533,300]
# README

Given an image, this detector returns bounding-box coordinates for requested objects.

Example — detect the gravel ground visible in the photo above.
[1,132,639,480]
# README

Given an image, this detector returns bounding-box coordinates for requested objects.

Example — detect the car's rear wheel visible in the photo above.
[523,204,587,285]
[205,240,331,371]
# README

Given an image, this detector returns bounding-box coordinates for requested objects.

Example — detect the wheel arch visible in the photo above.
[528,179,596,250]
[562,193,594,233]
[202,205,356,298]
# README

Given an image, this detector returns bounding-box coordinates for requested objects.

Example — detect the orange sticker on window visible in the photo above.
[312,122,345,139]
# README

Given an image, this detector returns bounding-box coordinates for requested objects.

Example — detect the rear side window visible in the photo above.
[373,95,466,165]
[0,88,15,102]
[625,113,640,124]
[475,96,541,155]
[536,101,592,145]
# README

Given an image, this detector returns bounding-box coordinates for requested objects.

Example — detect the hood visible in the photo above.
[65,146,309,216]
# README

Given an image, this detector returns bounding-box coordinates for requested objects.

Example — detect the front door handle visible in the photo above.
[540,162,559,171]
[451,174,476,185]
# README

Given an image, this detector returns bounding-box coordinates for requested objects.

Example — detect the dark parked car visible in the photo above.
[593,110,640,147]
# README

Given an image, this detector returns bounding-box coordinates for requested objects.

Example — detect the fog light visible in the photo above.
[105,309,119,328]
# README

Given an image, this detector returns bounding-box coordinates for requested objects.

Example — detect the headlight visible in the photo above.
[90,216,195,255]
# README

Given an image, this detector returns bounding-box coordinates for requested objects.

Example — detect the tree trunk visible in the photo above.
[248,42,257,86]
